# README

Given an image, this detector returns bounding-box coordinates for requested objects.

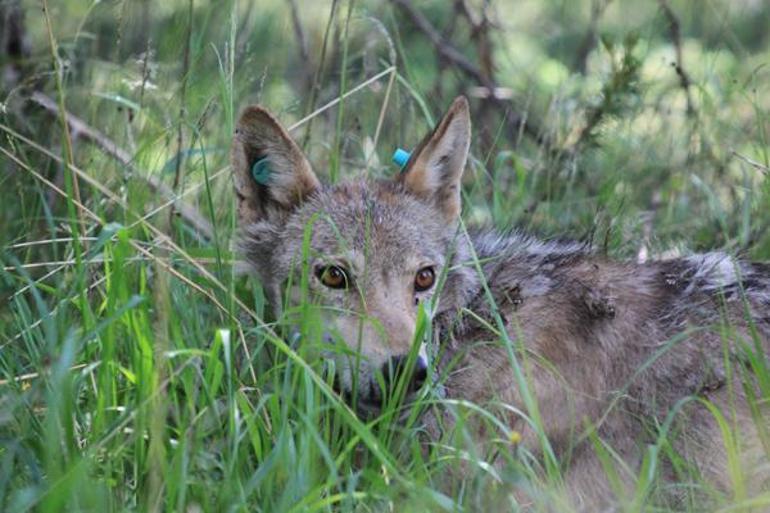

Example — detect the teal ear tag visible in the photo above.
[392,148,411,170]
[251,157,271,185]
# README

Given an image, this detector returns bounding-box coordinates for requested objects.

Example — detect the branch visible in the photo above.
[29,91,214,240]
[573,0,612,74]
[288,0,310,67]
[658,1,723,169]
[732,149,769,176]
[389,0,542,144]
[391,0,487,86]
[658,0,694,116]
[1,0,31,90]
[455,0,493,81]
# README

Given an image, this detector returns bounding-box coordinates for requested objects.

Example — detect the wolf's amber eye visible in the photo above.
[414,267,436,292]
[317,265,349,289]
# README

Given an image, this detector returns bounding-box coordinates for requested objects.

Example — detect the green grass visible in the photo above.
[1,0,770,511]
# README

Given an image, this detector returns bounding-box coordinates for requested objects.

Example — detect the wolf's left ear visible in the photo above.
[231,106,320,225]
[398,96,471,221]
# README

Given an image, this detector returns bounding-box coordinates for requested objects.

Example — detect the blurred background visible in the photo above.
[1,1,769,510]
[2,0,769,259]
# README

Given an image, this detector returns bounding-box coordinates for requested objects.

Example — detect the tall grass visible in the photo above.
[1,0,769,511]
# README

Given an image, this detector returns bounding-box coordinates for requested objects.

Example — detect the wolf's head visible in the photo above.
[232,97,476,410]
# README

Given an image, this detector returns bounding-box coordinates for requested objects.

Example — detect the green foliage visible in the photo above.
[1,0,769,511]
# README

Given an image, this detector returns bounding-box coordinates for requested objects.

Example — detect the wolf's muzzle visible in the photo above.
[381,354,428,394]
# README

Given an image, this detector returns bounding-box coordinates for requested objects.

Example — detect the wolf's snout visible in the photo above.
[382,355,428,393]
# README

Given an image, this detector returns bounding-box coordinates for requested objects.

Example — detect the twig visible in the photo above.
[365,67,397,173]
[287,66,395,132]
[1,0,31,90]
[389,0,541,144]
[455,0,493,81]
[574,0,612,74]
[7,237,99,249]
[391,0,488,88]
[658,0,724,171]
[28,91,214,240]
[732,149,769,175]
[288,0,310,69]
[301,0,339,148]
[0,364,89,386]
[455,0,497,152]
[658,0,694,116]
[4,256,235,272]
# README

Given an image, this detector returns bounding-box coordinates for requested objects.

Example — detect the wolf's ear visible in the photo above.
[231,106,320,225]
[398,96,471,221]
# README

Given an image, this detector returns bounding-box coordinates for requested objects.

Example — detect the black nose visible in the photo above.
[381,354,428,393]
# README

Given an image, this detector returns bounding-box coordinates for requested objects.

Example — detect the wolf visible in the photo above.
[232,96,770,510]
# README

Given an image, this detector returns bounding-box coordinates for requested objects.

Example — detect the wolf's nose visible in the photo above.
[413,356,428,388]
[382,355,428,393]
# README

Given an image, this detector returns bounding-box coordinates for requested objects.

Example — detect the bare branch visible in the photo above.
[29,91,214,240]
[288,0,310,67]
[390,0,489,88]
[658,0,694,116]
[389,0,542,145]
[1,0,31,90]
[732,149,769,175]
[574,0,612,74]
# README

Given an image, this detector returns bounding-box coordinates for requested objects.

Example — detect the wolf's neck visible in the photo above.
[435,228,588,331]
[440,228,588,314]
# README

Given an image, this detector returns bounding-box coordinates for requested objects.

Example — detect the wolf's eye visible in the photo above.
[317,265,349,289]
[414,266,436,292]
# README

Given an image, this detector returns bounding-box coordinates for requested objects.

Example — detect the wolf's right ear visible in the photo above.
[231,106,320,225]
[398,96,471,222]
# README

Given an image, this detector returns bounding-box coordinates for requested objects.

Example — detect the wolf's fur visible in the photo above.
[232,97,770,510]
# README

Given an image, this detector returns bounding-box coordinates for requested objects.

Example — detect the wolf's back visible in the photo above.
[443,231,770,504]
